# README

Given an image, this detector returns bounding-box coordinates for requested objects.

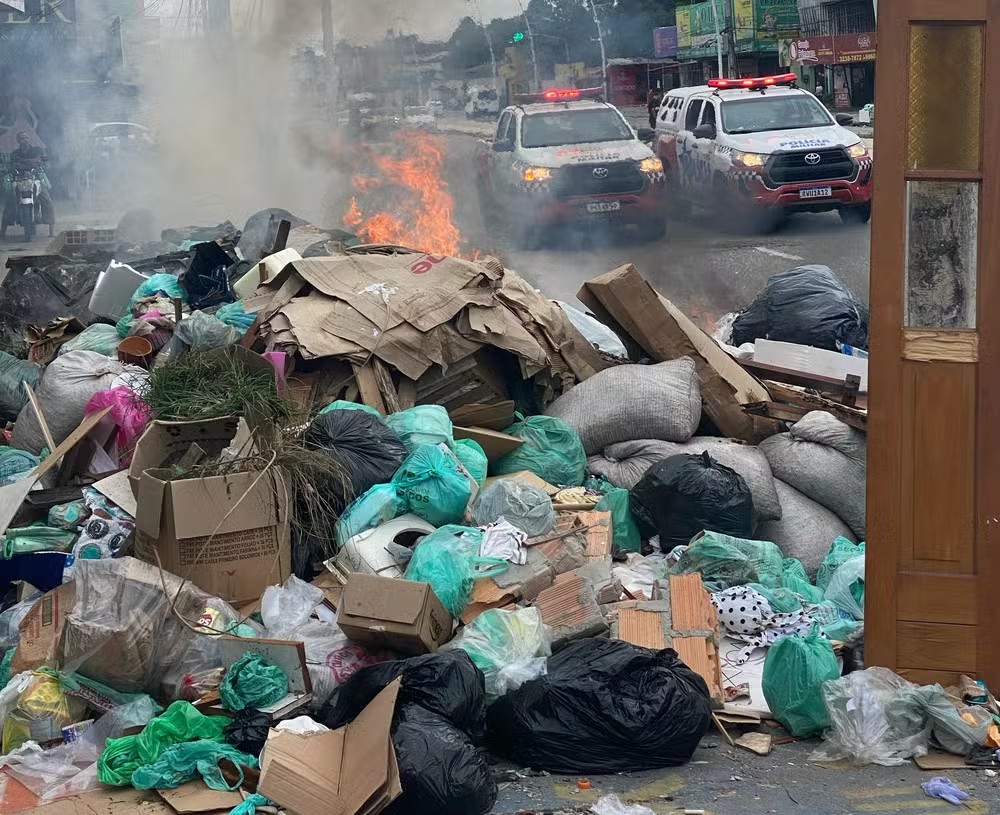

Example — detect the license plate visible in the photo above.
[799,186,832,199]
[587,201,621,213]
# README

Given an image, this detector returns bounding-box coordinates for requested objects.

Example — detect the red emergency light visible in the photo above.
[708,72,798,90]
[514,87,604,103]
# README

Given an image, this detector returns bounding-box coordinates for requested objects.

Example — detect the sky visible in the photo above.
[149,0,525,43]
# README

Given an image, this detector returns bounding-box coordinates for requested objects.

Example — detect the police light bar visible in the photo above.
[514,87,604,103]
[708,73,798,89]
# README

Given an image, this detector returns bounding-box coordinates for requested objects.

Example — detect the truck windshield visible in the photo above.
[521,109,633,149]
[721,95,832,134]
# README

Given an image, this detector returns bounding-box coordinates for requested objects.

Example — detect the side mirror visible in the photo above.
[637,126,655,143]
[835,113,855,126]
[493,139,514,153]
[692,123,716,140]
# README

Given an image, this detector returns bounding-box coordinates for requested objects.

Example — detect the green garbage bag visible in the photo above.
[817,537,865,592]
[48,500,90,531]
[116,314,133,338]
[762,625,840,737]
[215,301,257,335]
[747,584,804,614]
[824,556,865,620]
[319,400,381,417]
[454,438,488,488]
[219,653,289,712]
[0,351,42,421]
[385,405,454,452]
[491,413,586,487]
[392,444,472,527]
[586,477,641,553]
[404,525,507,616]
[2,523,77,558]
[128,273,185,315]
[132,741,259,791]
[670,532,784,592]
[782,558,825,605]
[0,447,40,486]
[59,323,121,357]
[335,483,409,549]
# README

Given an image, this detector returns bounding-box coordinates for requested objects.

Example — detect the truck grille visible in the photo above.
[764,148,855,186]
[553,162,644,200]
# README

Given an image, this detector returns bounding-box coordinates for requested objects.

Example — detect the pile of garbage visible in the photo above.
[0,227,989,815]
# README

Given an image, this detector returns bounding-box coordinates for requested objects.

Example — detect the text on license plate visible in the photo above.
[587,201,621,213]
[799,186,832,199]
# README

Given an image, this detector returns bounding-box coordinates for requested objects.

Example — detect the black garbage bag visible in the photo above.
[387,704,497,815]
[631,452,755,551]
[304,410,408,512]
[180,242,236,309]
[223,709,270,756]
[487,639,713,773]
[319,650,487,742]
[731,265,869,351]
[319,652,495,815]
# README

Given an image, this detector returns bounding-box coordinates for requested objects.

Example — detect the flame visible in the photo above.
[344,130,461,256]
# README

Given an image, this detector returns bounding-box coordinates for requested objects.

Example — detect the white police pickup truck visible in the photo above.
[475,88,667,247]
[653,73,872,230]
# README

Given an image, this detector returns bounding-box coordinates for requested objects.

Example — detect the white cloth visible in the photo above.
[480,518,528,565]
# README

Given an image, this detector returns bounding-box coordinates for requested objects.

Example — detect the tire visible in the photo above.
[840,201,872,225]
[19,203,34,242]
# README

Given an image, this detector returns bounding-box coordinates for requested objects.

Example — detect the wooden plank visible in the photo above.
[898,573,977,626]
[897,622,977,673]
[351,363,388,415]
[910,0,985,21]
[902,329,979,363]
[372,358,402,414]
[739,358,858,395]
[579,266,774,443]
[397,377,417,410]
[764,381,868,428]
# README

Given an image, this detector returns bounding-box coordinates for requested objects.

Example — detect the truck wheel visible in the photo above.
[840,202,872,225]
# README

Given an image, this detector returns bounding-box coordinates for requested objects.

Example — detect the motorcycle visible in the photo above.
[13,168,39,242]
[1,166,53,242]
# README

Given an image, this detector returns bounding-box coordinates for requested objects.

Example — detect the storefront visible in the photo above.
[782,32,876,108]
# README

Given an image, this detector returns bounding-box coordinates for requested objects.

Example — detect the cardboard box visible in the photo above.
[11,581,75,673]
[337,574,453,655]
[259,678,403,815]
[131,417,290,605]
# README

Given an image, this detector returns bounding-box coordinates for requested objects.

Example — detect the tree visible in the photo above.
[445,15,491,71]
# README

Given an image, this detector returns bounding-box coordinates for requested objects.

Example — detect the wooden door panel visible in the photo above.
[897,621,976,673]
[897,573,978,626]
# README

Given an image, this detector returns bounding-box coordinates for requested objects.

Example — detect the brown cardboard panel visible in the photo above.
[157,783,243,814]
[338,574,453,655]
[449,402,515,431]
[11,581,75,673]
[453,426,523,462]
[259,679,403,815]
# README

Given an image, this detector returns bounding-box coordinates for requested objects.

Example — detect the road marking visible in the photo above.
[754,246,804,261]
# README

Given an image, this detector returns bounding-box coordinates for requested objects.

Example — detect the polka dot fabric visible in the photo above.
[712,586,819,664]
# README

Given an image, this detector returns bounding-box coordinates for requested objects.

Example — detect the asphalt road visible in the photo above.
[443,135,871,331]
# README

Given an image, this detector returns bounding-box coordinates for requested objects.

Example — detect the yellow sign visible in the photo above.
[676,7,691,48]
[734,0,754,42]
[555,62,586,85]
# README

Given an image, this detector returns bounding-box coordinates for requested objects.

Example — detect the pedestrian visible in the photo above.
[647,83,664,129]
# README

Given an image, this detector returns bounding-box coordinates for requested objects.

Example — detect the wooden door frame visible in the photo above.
[867,0,1000,685]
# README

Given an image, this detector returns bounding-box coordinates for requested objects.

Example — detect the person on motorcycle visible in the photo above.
[2,131,55,239]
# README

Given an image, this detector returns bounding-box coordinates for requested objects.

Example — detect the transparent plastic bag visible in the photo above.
[823,555,865,620]
[811,667,932,766]
[471,479,555,538]
[2,672,88,753]
[443,608,550,700]
[817,537,865,592]
[131,741,258,791]
[260,575,325,639]
[591,794,654,815]
[405,525,507,617]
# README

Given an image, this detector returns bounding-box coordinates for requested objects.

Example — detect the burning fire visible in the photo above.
[344,130,462,256]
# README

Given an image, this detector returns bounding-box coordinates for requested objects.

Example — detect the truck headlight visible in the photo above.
[639,157,663,174]
[848,142,869,159]
[523,167,552,182]
[733,151,765,168]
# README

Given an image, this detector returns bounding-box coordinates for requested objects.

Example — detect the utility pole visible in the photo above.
[709,0,724,79]
[320,0,334,58]
[513,0,541,91]
[587,0,608,97]
[468,0,499,88]
[725,0,738,77]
